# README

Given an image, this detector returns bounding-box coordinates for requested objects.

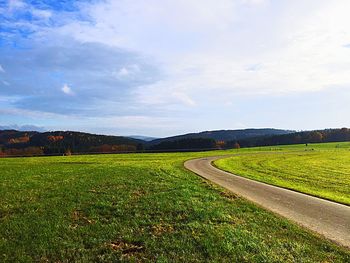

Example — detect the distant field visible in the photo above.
[0,148,349,262]
[215,142,350,205]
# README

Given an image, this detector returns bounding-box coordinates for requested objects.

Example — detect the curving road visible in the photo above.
[184,155,350,248]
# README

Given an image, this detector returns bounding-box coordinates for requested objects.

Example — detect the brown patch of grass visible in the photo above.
[219,190,238,200]
[88,189,106,194]
[109,240,144,256]
[131,189,147,198]
[70,210,95,228]
[151,223,174,236]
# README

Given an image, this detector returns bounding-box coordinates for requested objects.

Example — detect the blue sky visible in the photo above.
[1,0,350,137]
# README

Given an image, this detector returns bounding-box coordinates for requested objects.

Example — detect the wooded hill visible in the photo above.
[232,128,350,148]
[148,128,350,150]
[0,130,143,156]
[1,128,350,156]
[148,128,293,146]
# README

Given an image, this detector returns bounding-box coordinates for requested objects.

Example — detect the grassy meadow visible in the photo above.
[215,142,350,205]
[0,146,349,262]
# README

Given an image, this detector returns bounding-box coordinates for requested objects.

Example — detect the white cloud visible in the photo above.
[5,0,52,26]
[7,1,350,99]
[0,106,65,119]
[8,0,26,10]
[56,0,240,54]
[61,84,74,95]
[0,65,5,73]
[117,67,129,77]
[113,64,141,79]
[50,0,350,104]
[31,9,52,19]
[172,92,196,107]
[241,0,269,5]
[130,0,350,108]
[113,67,130,79]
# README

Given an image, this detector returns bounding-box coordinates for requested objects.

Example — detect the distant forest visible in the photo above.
[1,128,350,156]
[231,128,350,148]
[149,128,350,151]
[0,130,143,157]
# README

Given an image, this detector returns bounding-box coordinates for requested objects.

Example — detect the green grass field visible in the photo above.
[215,142,350,205]
[1,148,349,262]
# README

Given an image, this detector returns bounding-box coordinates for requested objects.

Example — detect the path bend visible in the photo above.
[184,156,350,248]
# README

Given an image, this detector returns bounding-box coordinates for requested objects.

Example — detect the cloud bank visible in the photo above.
[1,0,350,136]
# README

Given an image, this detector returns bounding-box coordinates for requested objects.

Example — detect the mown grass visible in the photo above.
[0,149,349,262]
[215,142,350,205]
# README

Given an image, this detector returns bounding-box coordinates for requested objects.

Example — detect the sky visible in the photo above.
[1,0,350,137]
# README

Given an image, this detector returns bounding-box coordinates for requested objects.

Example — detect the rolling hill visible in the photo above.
[0,130,144,156]
[148,128,294,146]
[2,128,350,156]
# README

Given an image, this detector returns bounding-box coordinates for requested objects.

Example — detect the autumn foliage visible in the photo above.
[8,136,30,144]
[47,135,64,142]
[216,140,226,149]
[233,142,240,149]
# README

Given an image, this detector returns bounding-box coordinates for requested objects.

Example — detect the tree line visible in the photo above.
[228,128,350,148]
[1,128,350,156]
[0,130,143,156]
